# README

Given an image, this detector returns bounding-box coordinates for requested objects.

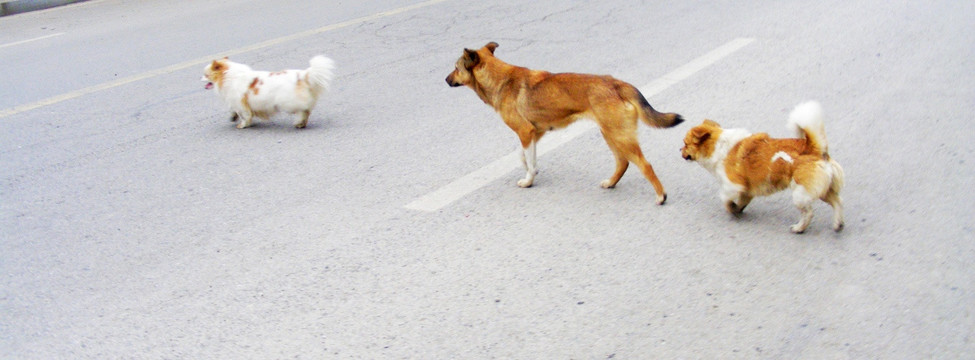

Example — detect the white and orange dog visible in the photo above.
[681,101,845,233]
[202,55,334,129]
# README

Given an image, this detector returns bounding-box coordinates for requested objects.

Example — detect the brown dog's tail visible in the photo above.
[617,82,684,128]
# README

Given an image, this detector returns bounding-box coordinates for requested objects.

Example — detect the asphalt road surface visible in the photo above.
[2,1,973,358]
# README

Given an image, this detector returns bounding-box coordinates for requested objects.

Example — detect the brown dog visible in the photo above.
[445,42,684,205]
[680,101,845,233]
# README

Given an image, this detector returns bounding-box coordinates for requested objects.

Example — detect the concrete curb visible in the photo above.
[1,0,88,17]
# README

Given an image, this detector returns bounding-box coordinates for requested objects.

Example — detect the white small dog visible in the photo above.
[202,55,335,128]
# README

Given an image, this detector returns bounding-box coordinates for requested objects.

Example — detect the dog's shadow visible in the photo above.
[216,114,335,132]
[726,200,841,236]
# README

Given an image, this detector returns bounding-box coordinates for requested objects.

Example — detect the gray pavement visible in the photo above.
[1,0,973,358]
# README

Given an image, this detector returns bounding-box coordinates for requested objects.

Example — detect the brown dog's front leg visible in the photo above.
[517,139,537,188]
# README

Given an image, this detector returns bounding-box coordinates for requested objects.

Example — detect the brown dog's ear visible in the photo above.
[211,60,224,71]
[463,48,480,68]
[484,42,499,54]
[703,119,720,127]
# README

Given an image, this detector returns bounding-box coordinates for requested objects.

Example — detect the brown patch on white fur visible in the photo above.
[248,78,261,95]
[681,102,844,233]
[203,59,228,89]
[722,133,812,196]
[296,74,308,94]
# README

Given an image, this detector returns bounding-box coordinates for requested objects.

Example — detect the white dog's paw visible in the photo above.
[517,178,533,188]
[790,224,807,234]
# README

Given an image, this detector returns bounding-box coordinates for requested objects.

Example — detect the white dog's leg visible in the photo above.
[237,109,254,129]
[295,110,310,129]
[517,140,537,188]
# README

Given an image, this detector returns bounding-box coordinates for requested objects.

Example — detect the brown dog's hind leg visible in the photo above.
[600,136,629,189]
[604,130,667,205]
[634,155,667,205]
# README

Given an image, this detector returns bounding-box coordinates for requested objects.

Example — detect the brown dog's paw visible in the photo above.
[656,193,667,205]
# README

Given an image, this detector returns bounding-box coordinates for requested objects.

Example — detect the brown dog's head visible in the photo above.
[446,42,499,87]
[681,120,722,161]
[202,57,230,90]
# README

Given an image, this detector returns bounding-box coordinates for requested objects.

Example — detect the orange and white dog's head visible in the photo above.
[201,58,230,91]
[445,42,499,88]
[681,119,724,162]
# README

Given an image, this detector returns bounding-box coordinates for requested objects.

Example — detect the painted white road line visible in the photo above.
[0,32,65,50]
[404,38,756,212]
[0,0,451,119]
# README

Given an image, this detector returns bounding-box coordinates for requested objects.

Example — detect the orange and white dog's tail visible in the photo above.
[306,55,335,94]
[788,101,830,159]
[789,100,844,196]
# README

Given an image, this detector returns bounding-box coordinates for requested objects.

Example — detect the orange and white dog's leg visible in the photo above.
[719,182,748,214]
[825,159,845,231]
[791,168,827,233]
[825,190,844,231]
[791,186,816,233]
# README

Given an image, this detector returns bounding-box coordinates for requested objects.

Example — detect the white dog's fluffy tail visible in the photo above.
[306,55,335,93]
[787,100,830,158]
